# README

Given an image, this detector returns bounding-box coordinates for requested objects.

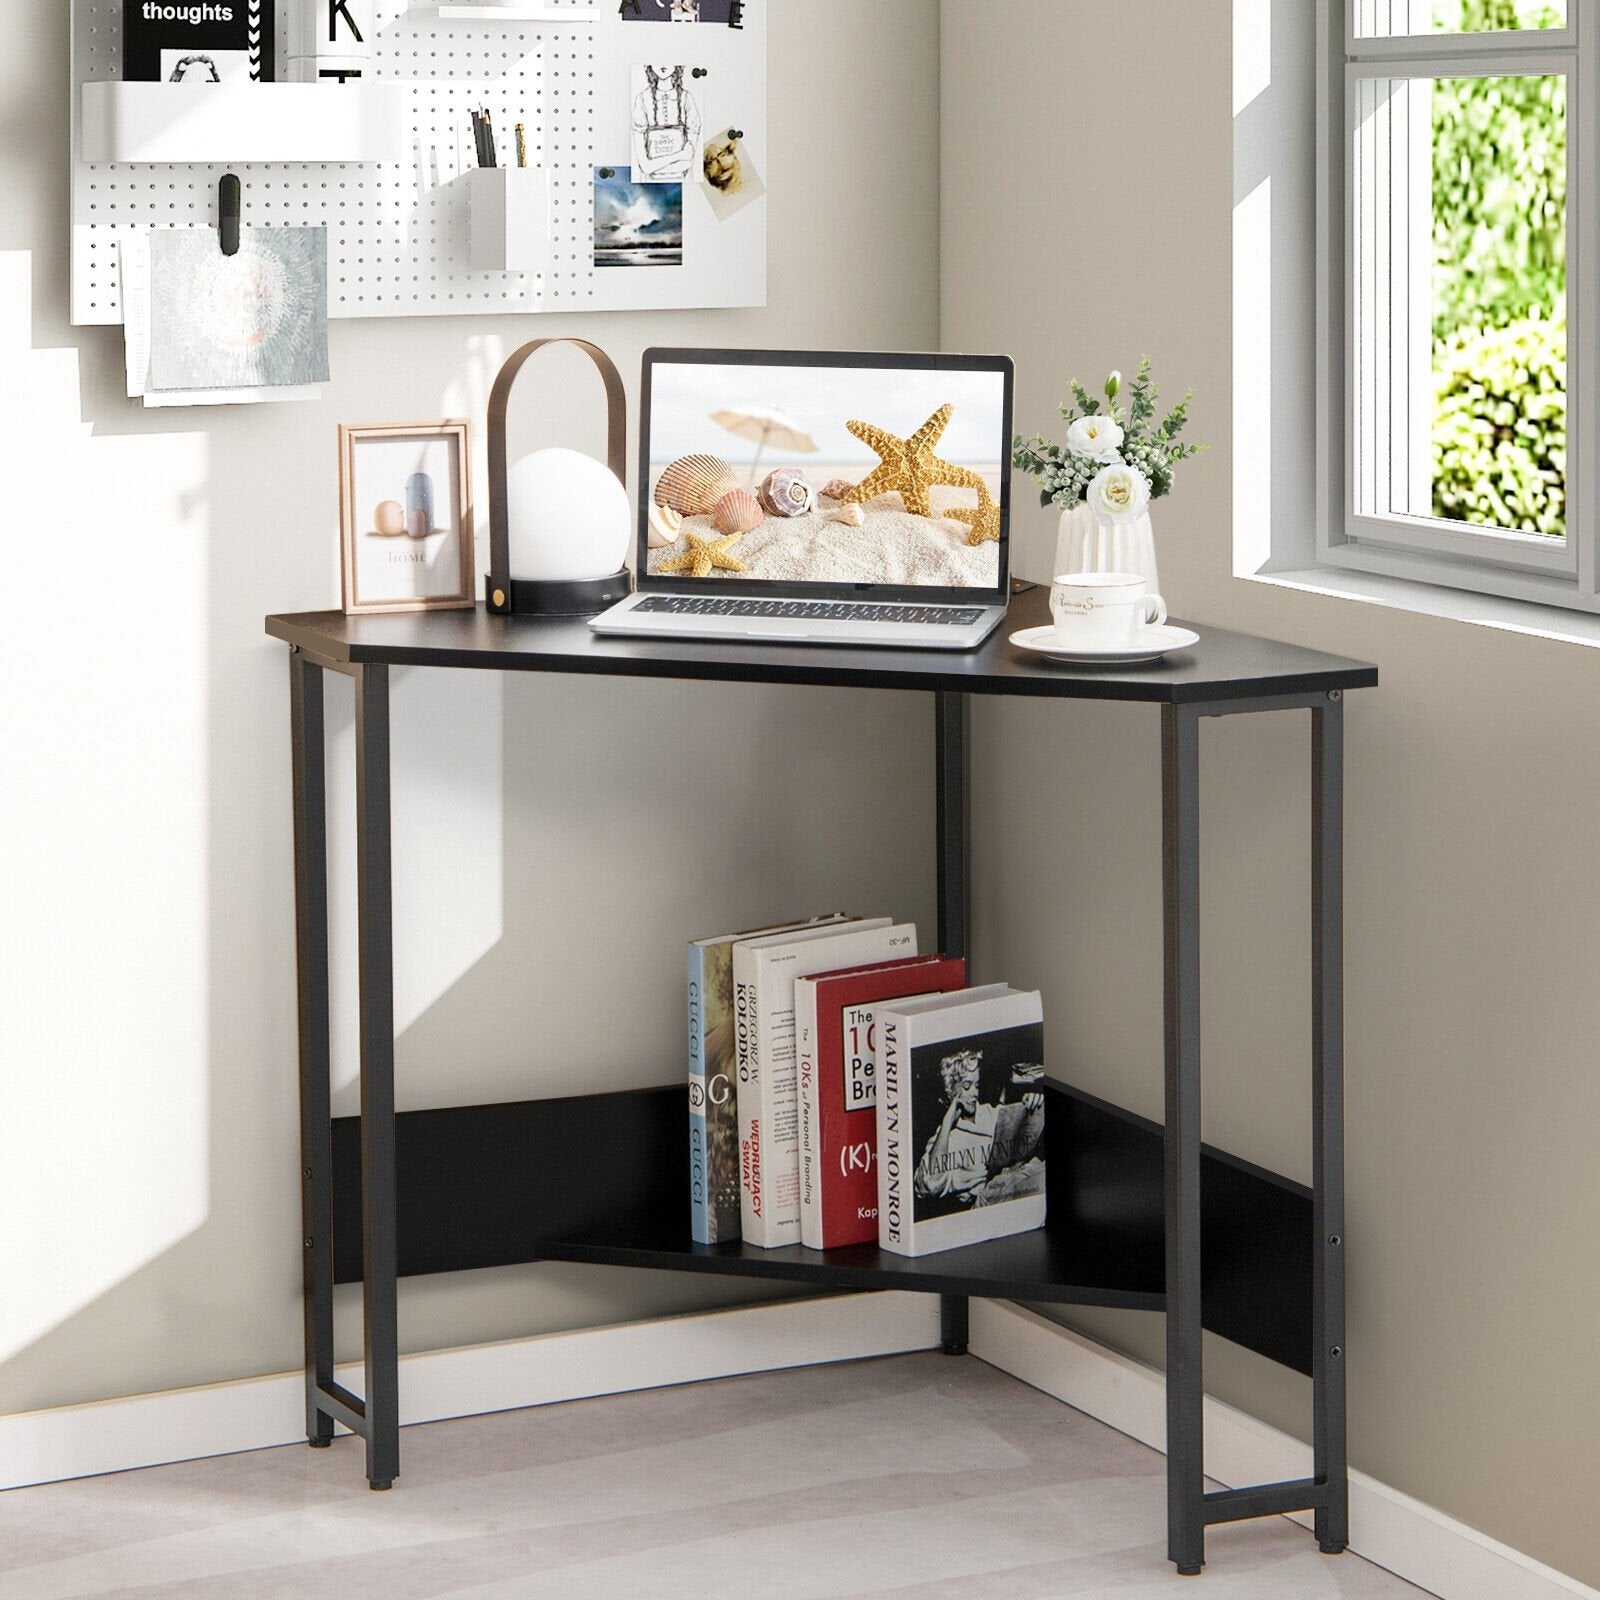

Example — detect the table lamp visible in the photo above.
[485,338,634,616]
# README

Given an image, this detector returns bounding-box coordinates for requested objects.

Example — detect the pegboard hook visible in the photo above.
[219,174,242,257]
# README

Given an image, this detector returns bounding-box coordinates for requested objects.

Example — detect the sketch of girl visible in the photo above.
[631,64,703,183]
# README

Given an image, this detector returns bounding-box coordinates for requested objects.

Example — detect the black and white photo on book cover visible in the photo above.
[910,1022,1045,1224]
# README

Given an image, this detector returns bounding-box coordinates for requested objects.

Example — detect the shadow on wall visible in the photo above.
[1232,0,1320,579]
[0,255,940,1411]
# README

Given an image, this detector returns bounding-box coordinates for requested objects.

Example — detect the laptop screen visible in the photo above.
[638,348,1013,603]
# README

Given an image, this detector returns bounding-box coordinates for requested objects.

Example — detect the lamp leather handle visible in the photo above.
[486,338,628,613]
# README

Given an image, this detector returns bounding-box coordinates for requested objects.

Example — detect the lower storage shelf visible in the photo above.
[330,1079,1314,1374]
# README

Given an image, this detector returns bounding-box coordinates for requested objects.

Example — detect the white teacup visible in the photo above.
[1048,571,1167,646]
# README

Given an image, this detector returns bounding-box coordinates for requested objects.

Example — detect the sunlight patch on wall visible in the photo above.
[1235,0,1273,118]
[0,252,211,1365]
[326,667,505,1111]
[1233,177,1275,575]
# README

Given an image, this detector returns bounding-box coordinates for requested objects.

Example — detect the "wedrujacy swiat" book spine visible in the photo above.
[736,921,906,1249]
[733,959,763,1238]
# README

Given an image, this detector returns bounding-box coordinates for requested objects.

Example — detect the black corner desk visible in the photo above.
[266,589,1377,1576]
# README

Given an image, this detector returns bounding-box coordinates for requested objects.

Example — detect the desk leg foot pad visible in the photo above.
[308,1437,332,1449]
[369,1479,394,1492]
[1176,1566,1204,1578]
[1319,1542,1347,1556]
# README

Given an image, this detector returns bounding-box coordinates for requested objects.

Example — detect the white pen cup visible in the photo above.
[1048,572,1167,646]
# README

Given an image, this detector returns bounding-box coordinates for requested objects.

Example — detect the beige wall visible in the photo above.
[943,0,1599,1586]
[0,0,941,1415]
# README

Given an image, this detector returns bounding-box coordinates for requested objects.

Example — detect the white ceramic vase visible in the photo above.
[1053,502,1160,594]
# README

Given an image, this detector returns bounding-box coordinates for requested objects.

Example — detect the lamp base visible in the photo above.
[486,569,632,616]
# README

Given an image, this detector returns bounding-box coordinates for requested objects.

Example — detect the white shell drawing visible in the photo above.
[758,468,817,518]
[648,502,684,548]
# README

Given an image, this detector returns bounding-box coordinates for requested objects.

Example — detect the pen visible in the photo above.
[471,110,486,167]
[483,109,498,168]
[515,122,527,169]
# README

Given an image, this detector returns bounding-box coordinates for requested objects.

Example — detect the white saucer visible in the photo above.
[1009,623,1201,664]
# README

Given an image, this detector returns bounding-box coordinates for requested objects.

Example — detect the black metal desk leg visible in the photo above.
[935,692,972,1357]
[1162,703,1205,1575]
[290,652,335,1449]
[934,690,970,963]
[1312,693,1349,1553]
[940,1295,969,1355]
[355,664,400,1491]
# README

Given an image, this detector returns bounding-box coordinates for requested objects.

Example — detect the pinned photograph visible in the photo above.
[594,166,684,267]
[620,0,739,21]
[338,421,475,615]
[630,64,705,183]
[701,127,765,221]
[146,227,329,393]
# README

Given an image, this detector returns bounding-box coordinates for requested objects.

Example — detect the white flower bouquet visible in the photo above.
[1012,359,1205,517]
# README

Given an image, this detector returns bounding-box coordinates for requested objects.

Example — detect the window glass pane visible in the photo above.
[1351,72,1567,540]
[1355,0,1566,39]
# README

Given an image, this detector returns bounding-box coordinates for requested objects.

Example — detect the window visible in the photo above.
[1319,0,1596,609]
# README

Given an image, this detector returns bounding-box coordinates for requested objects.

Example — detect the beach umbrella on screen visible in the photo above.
[710,405,820,485]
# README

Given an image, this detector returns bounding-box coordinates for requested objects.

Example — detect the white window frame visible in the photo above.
[1317,0,1599,613]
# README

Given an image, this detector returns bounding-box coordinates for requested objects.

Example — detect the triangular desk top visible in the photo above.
[266,589,1378,705]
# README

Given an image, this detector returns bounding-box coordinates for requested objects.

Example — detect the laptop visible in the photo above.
[589,347,1015,649]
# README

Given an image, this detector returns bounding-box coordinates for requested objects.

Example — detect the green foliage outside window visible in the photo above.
[1430,0,1567,535]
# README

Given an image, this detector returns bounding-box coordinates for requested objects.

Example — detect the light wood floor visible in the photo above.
[1,1353,1429,1597]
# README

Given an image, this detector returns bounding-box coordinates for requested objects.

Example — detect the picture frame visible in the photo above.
[339,420,475,615]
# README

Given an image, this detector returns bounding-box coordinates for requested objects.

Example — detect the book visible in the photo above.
[733,919,915,1249]
[123,0,276,83]
[687,915,852,1245]
[875,986,1047,1257]
[794,954,968,1250]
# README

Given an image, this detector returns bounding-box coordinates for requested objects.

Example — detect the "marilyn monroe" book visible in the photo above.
[875,986,1046,1258]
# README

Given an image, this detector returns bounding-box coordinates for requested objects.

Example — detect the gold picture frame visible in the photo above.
[339,420,476,615]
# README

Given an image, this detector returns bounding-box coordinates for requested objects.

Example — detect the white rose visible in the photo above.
[1066,414,1125,462]
[1086,462,1151,524]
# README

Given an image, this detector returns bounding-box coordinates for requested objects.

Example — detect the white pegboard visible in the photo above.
[70,0,766,324]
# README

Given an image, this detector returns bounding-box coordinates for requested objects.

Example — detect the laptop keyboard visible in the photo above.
[635,597,985,625]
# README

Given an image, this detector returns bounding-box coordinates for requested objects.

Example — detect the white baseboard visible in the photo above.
[0,1291,940,1492]
[6,1291,1590,1600]
[968,1300,1597,1600]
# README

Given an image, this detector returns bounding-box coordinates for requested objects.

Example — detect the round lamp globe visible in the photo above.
[506,447,631,580]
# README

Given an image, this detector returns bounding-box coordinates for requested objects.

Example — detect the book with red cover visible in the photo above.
[795,954,967,1250]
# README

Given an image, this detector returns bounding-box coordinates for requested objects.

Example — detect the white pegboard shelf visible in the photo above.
[80,81,406,164]
[70,0,766,325]
[408,5,596,19]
